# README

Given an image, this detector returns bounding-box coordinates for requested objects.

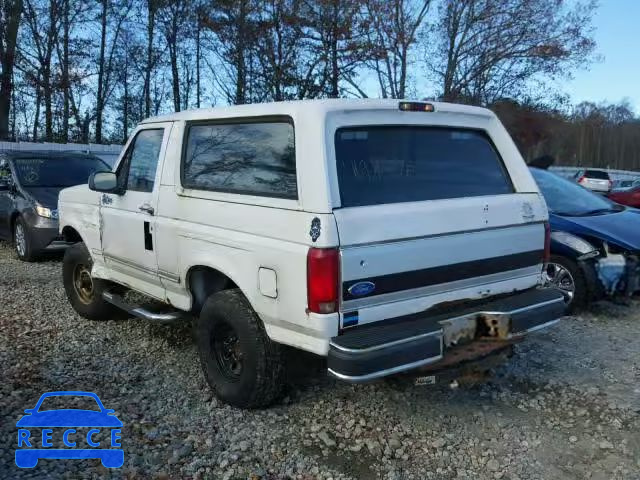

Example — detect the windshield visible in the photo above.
[335,126,513,207]
[14,157,109,188]
[531,168,620,216]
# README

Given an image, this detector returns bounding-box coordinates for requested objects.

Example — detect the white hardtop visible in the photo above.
[138,98,536,213]
[141,98,495,124]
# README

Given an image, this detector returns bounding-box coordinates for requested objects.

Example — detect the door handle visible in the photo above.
[138,203,154,215]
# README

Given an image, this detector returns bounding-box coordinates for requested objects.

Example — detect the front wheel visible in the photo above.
[13,217,37,262]
[194,289,285,408]
[544,255,588,313]
[62,243,124,320]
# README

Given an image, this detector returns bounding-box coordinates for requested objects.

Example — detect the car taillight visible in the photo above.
[307,247,339,314]
[543,221,551,264]
[577,176,586,184]
[608,179,613,190]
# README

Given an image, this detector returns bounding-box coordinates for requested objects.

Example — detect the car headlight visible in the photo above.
[550,231,597,256]
[35,204,58,219]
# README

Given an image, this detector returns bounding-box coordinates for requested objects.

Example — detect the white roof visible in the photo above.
[141,98,494,124]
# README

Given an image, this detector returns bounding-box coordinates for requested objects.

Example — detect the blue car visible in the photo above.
[15,391,123,468]
[531,168,640,311]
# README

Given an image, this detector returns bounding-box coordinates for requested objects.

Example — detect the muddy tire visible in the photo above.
[195,289,285,409]
[62,243,124,320]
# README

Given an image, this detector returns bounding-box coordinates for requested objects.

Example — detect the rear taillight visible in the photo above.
[577,176,586,184]
[608,179,613,190]
[543,221,551,263]
[307,247,339,314]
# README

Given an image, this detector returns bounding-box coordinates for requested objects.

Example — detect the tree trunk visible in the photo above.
[33,82,41,141]
[95,0,108,143]
[196,11,201,108]
[122,54,129,142]
[10,72,16,140]
[43,63,53,141]
[399,47,408,99]
[61,0,70,142]
[235,1,247,104]
[0,0,24,140]
[145,0,156,117]
[169,31,180,112]
[329,1,339,98]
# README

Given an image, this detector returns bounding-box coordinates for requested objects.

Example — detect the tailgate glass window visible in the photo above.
[584,170,609,180]
[335,126,513,207]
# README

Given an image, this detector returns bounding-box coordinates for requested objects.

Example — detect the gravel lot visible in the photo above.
[1,240,639,480]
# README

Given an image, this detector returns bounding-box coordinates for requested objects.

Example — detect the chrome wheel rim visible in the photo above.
[544,263,575,304]
[73,264,95,304]
[14,223,26,257]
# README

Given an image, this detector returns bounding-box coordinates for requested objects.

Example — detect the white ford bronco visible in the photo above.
[58,99,565,408]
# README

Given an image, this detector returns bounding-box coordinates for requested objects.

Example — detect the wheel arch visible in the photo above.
[186,264,241,315]
[61,225,84,244]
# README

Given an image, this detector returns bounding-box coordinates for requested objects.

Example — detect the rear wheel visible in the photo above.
[544,255,587,313]
[195,289,285,408]
[13,217,37,262]
[63,242,124,320]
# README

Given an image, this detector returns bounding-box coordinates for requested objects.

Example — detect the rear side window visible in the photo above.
[584,170,609,179]
[335,126,513,207]
[182,119,297,199]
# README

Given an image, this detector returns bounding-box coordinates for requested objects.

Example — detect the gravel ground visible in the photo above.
[1,240,639,480]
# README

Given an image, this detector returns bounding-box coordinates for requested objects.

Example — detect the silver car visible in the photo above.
[574,169,612,193]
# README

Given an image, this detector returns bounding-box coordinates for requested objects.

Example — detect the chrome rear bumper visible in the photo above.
[327,288,565,382]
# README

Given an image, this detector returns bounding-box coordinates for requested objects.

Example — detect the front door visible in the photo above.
[100,123,172,300]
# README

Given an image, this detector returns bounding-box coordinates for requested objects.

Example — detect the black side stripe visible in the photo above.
[342,250,543,301]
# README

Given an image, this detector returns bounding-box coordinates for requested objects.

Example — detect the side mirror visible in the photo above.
[89,171,119,193]
[23,408,35,414]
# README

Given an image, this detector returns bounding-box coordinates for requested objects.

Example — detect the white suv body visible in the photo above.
[58,99,564,407]
[575,169,612,193]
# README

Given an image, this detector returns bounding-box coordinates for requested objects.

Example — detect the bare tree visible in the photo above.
[157,0,190,112]
[202,0,261,105]
[95,0,133,143]
[143,0,159,117]
[429,0,597,104]
[252,0,322,101]
[54,0,92,141]
[19,0,63,141]
[195,5,202,107]
[364,0,430,99]
[299,0,366,98]
[0,0,23,140]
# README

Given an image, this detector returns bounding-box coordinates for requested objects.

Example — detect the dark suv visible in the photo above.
[0,151,109,261]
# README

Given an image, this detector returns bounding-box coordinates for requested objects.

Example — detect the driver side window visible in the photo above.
[117,129,164,193]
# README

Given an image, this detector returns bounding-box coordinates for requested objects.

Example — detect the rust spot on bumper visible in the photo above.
[418,337,521,372]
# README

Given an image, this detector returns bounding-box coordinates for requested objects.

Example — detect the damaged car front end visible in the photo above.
[531,167,640,310]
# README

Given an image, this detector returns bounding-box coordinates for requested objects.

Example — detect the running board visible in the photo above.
[102,291,184,324]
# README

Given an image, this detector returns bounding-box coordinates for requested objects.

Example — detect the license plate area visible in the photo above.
[414,375,437,386]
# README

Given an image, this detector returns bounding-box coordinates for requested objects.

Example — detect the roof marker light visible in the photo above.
[399,102,435,112]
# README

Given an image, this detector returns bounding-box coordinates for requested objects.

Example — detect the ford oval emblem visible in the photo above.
[348,281,376,297]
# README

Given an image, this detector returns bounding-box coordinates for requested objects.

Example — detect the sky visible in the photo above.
[561,0,640,113]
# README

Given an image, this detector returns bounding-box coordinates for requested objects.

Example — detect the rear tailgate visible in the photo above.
[331,119,547,329]
[336,195,546,328]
